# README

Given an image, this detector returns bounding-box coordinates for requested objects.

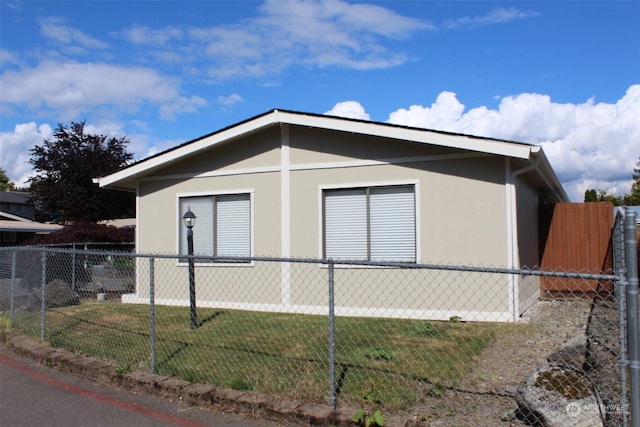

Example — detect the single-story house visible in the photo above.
[0,211,62,246]
[96,109,569,322]
[0,190,35,220]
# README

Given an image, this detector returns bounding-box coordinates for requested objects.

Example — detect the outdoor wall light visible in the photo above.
[183,207,197,329]
[182,207,196,229]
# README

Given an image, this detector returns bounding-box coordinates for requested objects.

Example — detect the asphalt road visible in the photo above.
[0,347,290,427]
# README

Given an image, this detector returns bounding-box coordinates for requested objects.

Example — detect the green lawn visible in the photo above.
[12,301,506,410]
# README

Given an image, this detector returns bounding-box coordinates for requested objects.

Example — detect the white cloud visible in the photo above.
[0,61,205,121]
[120,25,184,45]
[0,120,175,185]
[443,7,539,30]
[325,101,371,120]
[0,48,23,68]
[387,91,466,130]
[386,85,640,201]
[159,96,208,120]
[0,122,53,186]
[39,16,109,49]
[217,93,244,107]
[258,0,432,39]
[254,0,430,71]
[130,0,430,81]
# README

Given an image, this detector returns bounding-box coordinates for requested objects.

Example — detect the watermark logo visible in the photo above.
[566,402,629,417]
[566,402,582,417]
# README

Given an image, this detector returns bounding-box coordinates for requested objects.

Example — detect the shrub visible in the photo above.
[23,221,133,245]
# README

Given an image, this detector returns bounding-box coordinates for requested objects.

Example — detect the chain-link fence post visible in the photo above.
[10,251,16,319]
[149,257,156,374]
[40,251,47,342]
[625,210,639,427]
[615,212,630,427]
[328,259,336,408]
[71,243,77,293]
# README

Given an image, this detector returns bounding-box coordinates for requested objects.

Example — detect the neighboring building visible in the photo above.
[96,109,569,322]
[0,190,35,220]
[0,190,62,245]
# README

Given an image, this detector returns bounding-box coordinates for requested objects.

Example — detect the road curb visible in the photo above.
[5,335,410,426]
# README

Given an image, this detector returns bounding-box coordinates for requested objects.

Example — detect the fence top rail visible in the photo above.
[0,245,621,281]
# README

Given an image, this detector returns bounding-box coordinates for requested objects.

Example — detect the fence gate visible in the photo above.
[539,202,614,297]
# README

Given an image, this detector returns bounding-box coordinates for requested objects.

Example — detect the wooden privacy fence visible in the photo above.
[539,202,614,297]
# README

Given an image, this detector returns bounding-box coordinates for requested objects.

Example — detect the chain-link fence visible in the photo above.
[0,211,638,426]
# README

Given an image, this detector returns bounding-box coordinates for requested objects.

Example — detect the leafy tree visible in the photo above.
[0,168,15,191]
[626,156,640,205]
[583,188,623,206]
[28,121,135,223]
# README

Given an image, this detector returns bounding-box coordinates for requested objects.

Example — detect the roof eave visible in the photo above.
[97,109,538,190]
[531,147,570,203]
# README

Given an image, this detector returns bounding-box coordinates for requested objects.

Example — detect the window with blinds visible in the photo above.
[323,185,416,262]
[179,194,251,258]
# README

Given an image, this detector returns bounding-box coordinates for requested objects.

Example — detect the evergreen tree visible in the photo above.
[584,189,598,202]
[627,156,640,205]
[583,188,623,206]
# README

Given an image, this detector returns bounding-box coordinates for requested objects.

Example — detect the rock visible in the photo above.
[500,409,515,422]
[45,279,79,308]
[515,364,604,426]
[25,293,41,311]
[547,337,587,370]
[0,278,28,311]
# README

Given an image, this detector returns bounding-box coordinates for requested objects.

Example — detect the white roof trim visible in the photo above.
[280,111,533,159]
[0,220,62,233]
[0,211,33,222]
[97,112,279,188]
[97,109,536,189]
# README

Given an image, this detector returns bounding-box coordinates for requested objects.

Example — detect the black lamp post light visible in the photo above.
[183,207,198,329]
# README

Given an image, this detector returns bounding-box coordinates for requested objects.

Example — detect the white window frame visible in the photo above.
[176,190,254,266]
[320,180,419,264]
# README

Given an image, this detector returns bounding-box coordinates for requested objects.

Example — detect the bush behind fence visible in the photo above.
[0,213,638,427]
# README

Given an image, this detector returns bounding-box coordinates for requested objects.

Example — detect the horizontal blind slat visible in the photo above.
[370,186,415,262]
[216,194,251,257]
[180,197,214,256]
[324,189,367,260]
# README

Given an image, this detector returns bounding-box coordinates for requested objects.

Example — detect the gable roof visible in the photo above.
[0,211,32,222]
[0,211,62,234]
[0,220,62,234]
[96,109,568,200]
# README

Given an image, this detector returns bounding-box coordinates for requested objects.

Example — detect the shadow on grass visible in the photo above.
[197,311,224,328]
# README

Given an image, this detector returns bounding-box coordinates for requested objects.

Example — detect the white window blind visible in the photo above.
[180,197,214,256]
[216,194,251,256]
[370,186,415,261]
[324,185,416,262]
[179,193,251,258]
[324,189,368,260]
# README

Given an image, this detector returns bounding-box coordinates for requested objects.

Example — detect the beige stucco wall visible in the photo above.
[515,173,543,314]
[154,128,282,176]
[128,124,522,321]
[288,136,509,265]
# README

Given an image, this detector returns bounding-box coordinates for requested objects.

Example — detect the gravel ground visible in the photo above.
[404,298,625,427]
[585,296,626,427]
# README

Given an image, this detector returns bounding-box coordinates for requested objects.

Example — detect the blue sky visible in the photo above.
[1,0,639,201]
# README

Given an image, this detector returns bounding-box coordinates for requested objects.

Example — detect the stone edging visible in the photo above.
[5,335,411,427]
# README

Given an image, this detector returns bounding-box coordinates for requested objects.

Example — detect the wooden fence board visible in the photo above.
[539,202,613,297]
